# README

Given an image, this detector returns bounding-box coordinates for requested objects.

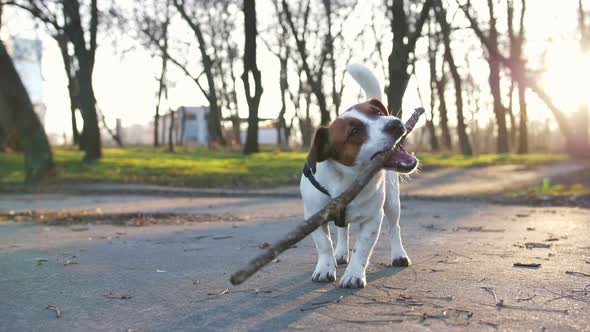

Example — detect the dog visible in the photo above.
[300,64,419,288]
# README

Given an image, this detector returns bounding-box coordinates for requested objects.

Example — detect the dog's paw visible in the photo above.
[339,270,366,288]
[391,256,411,267]
[312,261,336,282]
[336,256,349,266]
[335,251,349,266]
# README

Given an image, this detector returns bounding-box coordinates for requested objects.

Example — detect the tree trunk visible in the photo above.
[435,73,452,150]
[277,48,289,150]
[434,0,472,155]
[154,49,168,147]
[63,0,102,161]
[427,20,440,152]
[168,111,174,152]
[0,41,53,184]
[517,81,528,153]
[242,0,263,154]
[57,35,82,146]
[489,57,509,153]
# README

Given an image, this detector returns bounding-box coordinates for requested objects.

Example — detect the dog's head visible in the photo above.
[306,99,418,174]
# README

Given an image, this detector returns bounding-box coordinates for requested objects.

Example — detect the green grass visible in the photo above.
[0,147,307,187]
[0,148,569,188]
[511,184,590,196]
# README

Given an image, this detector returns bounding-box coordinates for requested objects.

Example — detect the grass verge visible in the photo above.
[0,147,569,188]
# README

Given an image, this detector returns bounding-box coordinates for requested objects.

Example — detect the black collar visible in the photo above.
[302,161,331,197]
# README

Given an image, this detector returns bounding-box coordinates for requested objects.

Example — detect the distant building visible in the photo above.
[240,126,285,145]
[160,106,209,145]
[8,37,46,127]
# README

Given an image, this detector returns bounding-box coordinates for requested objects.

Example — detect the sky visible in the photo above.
[1,0,588,139]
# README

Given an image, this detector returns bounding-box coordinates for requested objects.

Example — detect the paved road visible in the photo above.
[1,195,589,331]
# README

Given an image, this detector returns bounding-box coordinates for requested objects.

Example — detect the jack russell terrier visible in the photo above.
[300,64,419,288]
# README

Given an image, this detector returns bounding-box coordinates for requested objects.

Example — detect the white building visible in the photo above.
[160,106,209,145]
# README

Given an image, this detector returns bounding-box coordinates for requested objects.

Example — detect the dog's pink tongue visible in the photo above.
[393,147,414,162]
[384,146,416,168]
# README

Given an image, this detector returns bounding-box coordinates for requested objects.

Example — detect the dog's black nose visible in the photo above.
[384,119,405,138]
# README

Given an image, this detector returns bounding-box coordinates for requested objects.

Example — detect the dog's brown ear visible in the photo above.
[369,98,388,116]
[306,127,331,173]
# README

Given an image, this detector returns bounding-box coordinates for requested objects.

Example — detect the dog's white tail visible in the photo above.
[347,64,382,100]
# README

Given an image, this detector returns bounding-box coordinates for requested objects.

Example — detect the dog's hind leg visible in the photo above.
[311,223,337,282]
[334,225,349,265]
[384,173,411,267]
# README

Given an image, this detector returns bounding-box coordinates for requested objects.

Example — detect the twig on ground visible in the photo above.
[312,295,344,306]
[565,271,590,277]
[208,288,229,296]
[517,294,537,302]
[479,320,499,329]
[212,236,233,240]
[300,295,344,311]
[481,287,502,306]
[453,226,504,233]
[513,262,541,268]
[318,311,403,324]
[46,304,62,318]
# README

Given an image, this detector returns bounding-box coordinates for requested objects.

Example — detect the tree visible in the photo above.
[460,0,580,155]
[579,0,590,52]
[433,0,472,155]
[427,20,450,150]
[0,4,53,183]
[506,0,528,153]
[4,0,103,160]
[385,0,433,117]
[242,0,263,154]
[459,0,510,153]
[281,0,331,126]
[172,0,226,147]
[426,61,440,151]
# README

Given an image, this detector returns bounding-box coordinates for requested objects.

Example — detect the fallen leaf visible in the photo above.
[46,304,61,318]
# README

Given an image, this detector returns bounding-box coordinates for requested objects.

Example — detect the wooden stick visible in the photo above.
[230,108,425,285]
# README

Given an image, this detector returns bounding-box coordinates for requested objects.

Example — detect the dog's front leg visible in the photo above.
[334,225,349,265]
[339,212,383,288]
[311,223,337,282]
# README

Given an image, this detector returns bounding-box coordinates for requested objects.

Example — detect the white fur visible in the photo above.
[300,64,412,288]
[347,64,382,99]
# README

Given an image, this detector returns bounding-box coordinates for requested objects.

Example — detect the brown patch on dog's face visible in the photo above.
[345,99,388,118]
[305,117,368,171]
[326,117,368,166]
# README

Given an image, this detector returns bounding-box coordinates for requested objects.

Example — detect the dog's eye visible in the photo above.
[372,109,383,116]
[349,126,361,137]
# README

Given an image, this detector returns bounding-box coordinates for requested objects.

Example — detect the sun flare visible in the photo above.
[542,44,590,113]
